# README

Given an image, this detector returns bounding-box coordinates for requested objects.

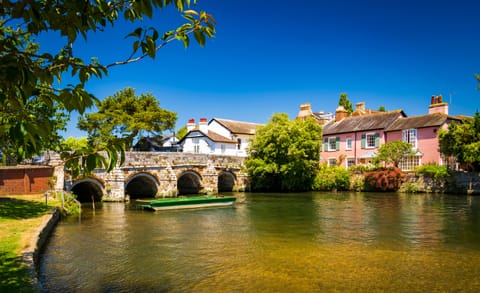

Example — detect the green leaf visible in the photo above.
[193,30,205,47]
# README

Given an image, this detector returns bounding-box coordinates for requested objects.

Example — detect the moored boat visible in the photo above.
[137,195,236,211]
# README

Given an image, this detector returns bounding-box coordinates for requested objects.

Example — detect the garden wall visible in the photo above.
[403,172,480,195]
[0,166,54,195]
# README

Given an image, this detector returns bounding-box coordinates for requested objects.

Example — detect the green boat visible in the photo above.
[137,195,236,211]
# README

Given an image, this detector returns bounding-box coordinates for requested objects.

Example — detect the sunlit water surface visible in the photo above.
[39,192,480,292]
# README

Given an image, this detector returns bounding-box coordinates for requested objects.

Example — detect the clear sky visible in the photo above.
[54,0,480,138]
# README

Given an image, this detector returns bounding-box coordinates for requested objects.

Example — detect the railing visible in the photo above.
[45,190,81,220]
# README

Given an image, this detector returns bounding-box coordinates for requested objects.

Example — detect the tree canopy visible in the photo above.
[338,93,353,115]
[245,113,322,192]
[78,88,177,149]
[439,112,480,171]
[373,140,415,168]
[0,0,215,173]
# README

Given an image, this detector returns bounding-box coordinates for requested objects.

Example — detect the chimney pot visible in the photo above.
[429,95,448,115]
[355,102,365,112]
[187,118,195,131]
[199,117,208,133]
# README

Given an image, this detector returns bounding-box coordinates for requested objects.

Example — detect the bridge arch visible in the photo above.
[218,171,236,192]
[177,171,203,195]
[125,172,159,199]
[70,177,104,203]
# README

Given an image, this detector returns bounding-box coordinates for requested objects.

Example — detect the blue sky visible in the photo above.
[53,0,480,138]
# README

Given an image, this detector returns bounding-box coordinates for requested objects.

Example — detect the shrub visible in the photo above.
[400,181,422,193]
[313,165,350,191]
[415,164,449,179]
[350,175,365,192]
[364,167,404,192]
[60,191,81,216]
[348,164,377,173]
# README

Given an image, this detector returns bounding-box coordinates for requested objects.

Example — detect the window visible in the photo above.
[346,138,352,150]
[325,137,340,151]
[362,133,379,149]
[193,145,200,153]
[402,128,417,149]
[347,157,355,168]
[221,144,226,153]
[328,158,337,166]
[399,155,420,171]
[328,137,336,151]
[237,138,241,150]
[366,133,376,148]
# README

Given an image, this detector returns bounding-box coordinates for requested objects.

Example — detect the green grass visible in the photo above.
[0,195,58,292]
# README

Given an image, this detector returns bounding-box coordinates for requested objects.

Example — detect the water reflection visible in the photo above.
[39,192,480,292]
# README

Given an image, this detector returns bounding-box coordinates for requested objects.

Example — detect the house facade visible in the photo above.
[319,96,462,171]
[179,118,262,157]
[321,110,406,168]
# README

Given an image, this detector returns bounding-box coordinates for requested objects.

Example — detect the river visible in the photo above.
[39,192,480,292]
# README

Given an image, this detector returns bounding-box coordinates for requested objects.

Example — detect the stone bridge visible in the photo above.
[62,152,248,202]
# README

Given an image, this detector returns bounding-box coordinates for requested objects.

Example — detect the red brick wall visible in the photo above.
[0,167,54,195]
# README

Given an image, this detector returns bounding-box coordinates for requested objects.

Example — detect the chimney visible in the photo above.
[187,118,195,131]
[199,117,208,133]
[429,95,449,115]
[335,106,348,122]
[296,103,313,120]
[355,102,365,112]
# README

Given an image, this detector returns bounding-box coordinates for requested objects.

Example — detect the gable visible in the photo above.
[179,130,236,145]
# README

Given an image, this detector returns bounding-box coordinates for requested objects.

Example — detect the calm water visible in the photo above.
[39,192,480,292]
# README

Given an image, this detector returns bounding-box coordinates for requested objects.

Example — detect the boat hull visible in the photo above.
[137,195,236,211]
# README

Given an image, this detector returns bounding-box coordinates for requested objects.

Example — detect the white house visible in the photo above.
[179,117,262,156]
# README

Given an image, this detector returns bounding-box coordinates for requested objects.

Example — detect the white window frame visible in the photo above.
[328,158,337,167]
[328,137,337,151]
[365,133,376,149]
[346,137,352,150]
[346,157,355,168]
[399,155,421,171]
[193,144,200,153]
[402,128,418,149]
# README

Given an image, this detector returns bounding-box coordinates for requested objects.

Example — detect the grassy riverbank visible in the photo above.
[0,194,58,292]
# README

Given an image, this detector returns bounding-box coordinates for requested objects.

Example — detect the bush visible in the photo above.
[348,164,377,173]
[313,165,350,191]
[58,191,81,216]
[350,175,365,192]
[415,164,449,179]
[364,167,404,192]
[400,181,422,193]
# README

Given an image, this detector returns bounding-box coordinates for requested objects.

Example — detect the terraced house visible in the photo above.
[316,96,463,171]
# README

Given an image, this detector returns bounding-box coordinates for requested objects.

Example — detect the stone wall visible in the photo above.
[403,172,480,195]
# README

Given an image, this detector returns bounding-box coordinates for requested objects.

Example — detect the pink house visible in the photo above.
[321,110,405,168]
[385,97,462,170]
[319,96,463,171]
